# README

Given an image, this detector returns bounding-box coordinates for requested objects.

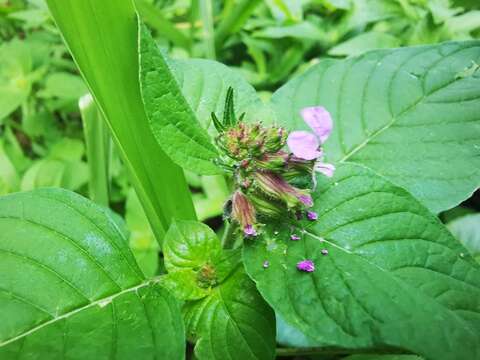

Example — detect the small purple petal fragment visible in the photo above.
[314,162,335,178]
[263,260,270,268]
[298,194,313,207]
[290,234,301,241]
[307,211,318,221]
[286,131,321,160]
[301,106,333,143]
[321,249,329,256]
[244,224,257,237]
[297,259,315,272]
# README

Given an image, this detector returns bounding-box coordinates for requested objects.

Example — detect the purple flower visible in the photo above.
[307,211,318,221]
[297,259,315,272]
[287,106,335,178]
[244,224,257,237]
[298,194,313,207]
[290,234,301,241]
[263,260,270,268]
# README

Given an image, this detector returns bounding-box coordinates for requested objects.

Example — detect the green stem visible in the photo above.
[221,221,238,249]
[199,0,216,59]
[276,347,411,357]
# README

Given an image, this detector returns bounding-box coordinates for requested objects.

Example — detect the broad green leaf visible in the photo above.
[163,220,276,360]
[184,267,276,360]
[328,32,401,57]
[447,213,480,261]
[0,188,185,359]
[171,58,272,134]
[271,41,480,212]
[163,220,223,273]
[244,163,480,360]
[139,22,220,175]
[46,0,196,243]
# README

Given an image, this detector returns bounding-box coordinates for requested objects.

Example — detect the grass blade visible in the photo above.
[46,0,197,244]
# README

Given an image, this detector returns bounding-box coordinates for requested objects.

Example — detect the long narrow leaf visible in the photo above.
[45,0,197,243]
[79,94,110,207]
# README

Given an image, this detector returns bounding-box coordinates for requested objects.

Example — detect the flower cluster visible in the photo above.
[214,95,334,237]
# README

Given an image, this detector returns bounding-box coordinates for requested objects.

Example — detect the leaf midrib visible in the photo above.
[338,44,480,163]
[0,278,159,348]
[303,230,479,339]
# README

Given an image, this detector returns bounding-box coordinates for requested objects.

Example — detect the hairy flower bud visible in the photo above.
[231,191,256,230]
[256,151,288,171]
[249,193,284,219]
[254,171,313,210]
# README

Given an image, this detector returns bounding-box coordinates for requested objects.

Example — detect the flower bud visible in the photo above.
[196,263,218,288]
[264,127,287,153]
[249,193,284,219]
[256,151,288,171]
[231,191,256,229]
[254,171,313,210]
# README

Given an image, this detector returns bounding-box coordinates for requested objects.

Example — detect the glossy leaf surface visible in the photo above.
[0,189,185,359]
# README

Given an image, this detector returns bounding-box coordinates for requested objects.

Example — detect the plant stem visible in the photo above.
[221,221,237,249]
[199,0,216,60]
[276,347,411,357]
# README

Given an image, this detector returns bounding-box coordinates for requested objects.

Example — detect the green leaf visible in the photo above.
[163,220,276,360]
[253,22,324,41]
[45,0,196,242]
[171,58,273,134]
[328,32,401,57]
[271,41,480,212]
[139,21,220,175]
[0,39,32,122]
[135,0,191,49]
[447,213,480,260]
[184,267,276,360]
[38,72,87,100]
[244,163,480,360]
[163,220,223,273]
[0,188,185,359]
[0,141,19,195]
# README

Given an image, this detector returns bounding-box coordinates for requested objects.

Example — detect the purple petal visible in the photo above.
[301,106,333,143]
[290,234,301,241]
[263,260,270,268]
[297,259,315,272]
[244,224,257,237]
[314,162,335,178]
[287,131,321,160]
[307,211,318,221]
[298,194,313,207]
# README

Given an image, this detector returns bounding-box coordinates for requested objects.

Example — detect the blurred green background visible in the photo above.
[1,0,479,278]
